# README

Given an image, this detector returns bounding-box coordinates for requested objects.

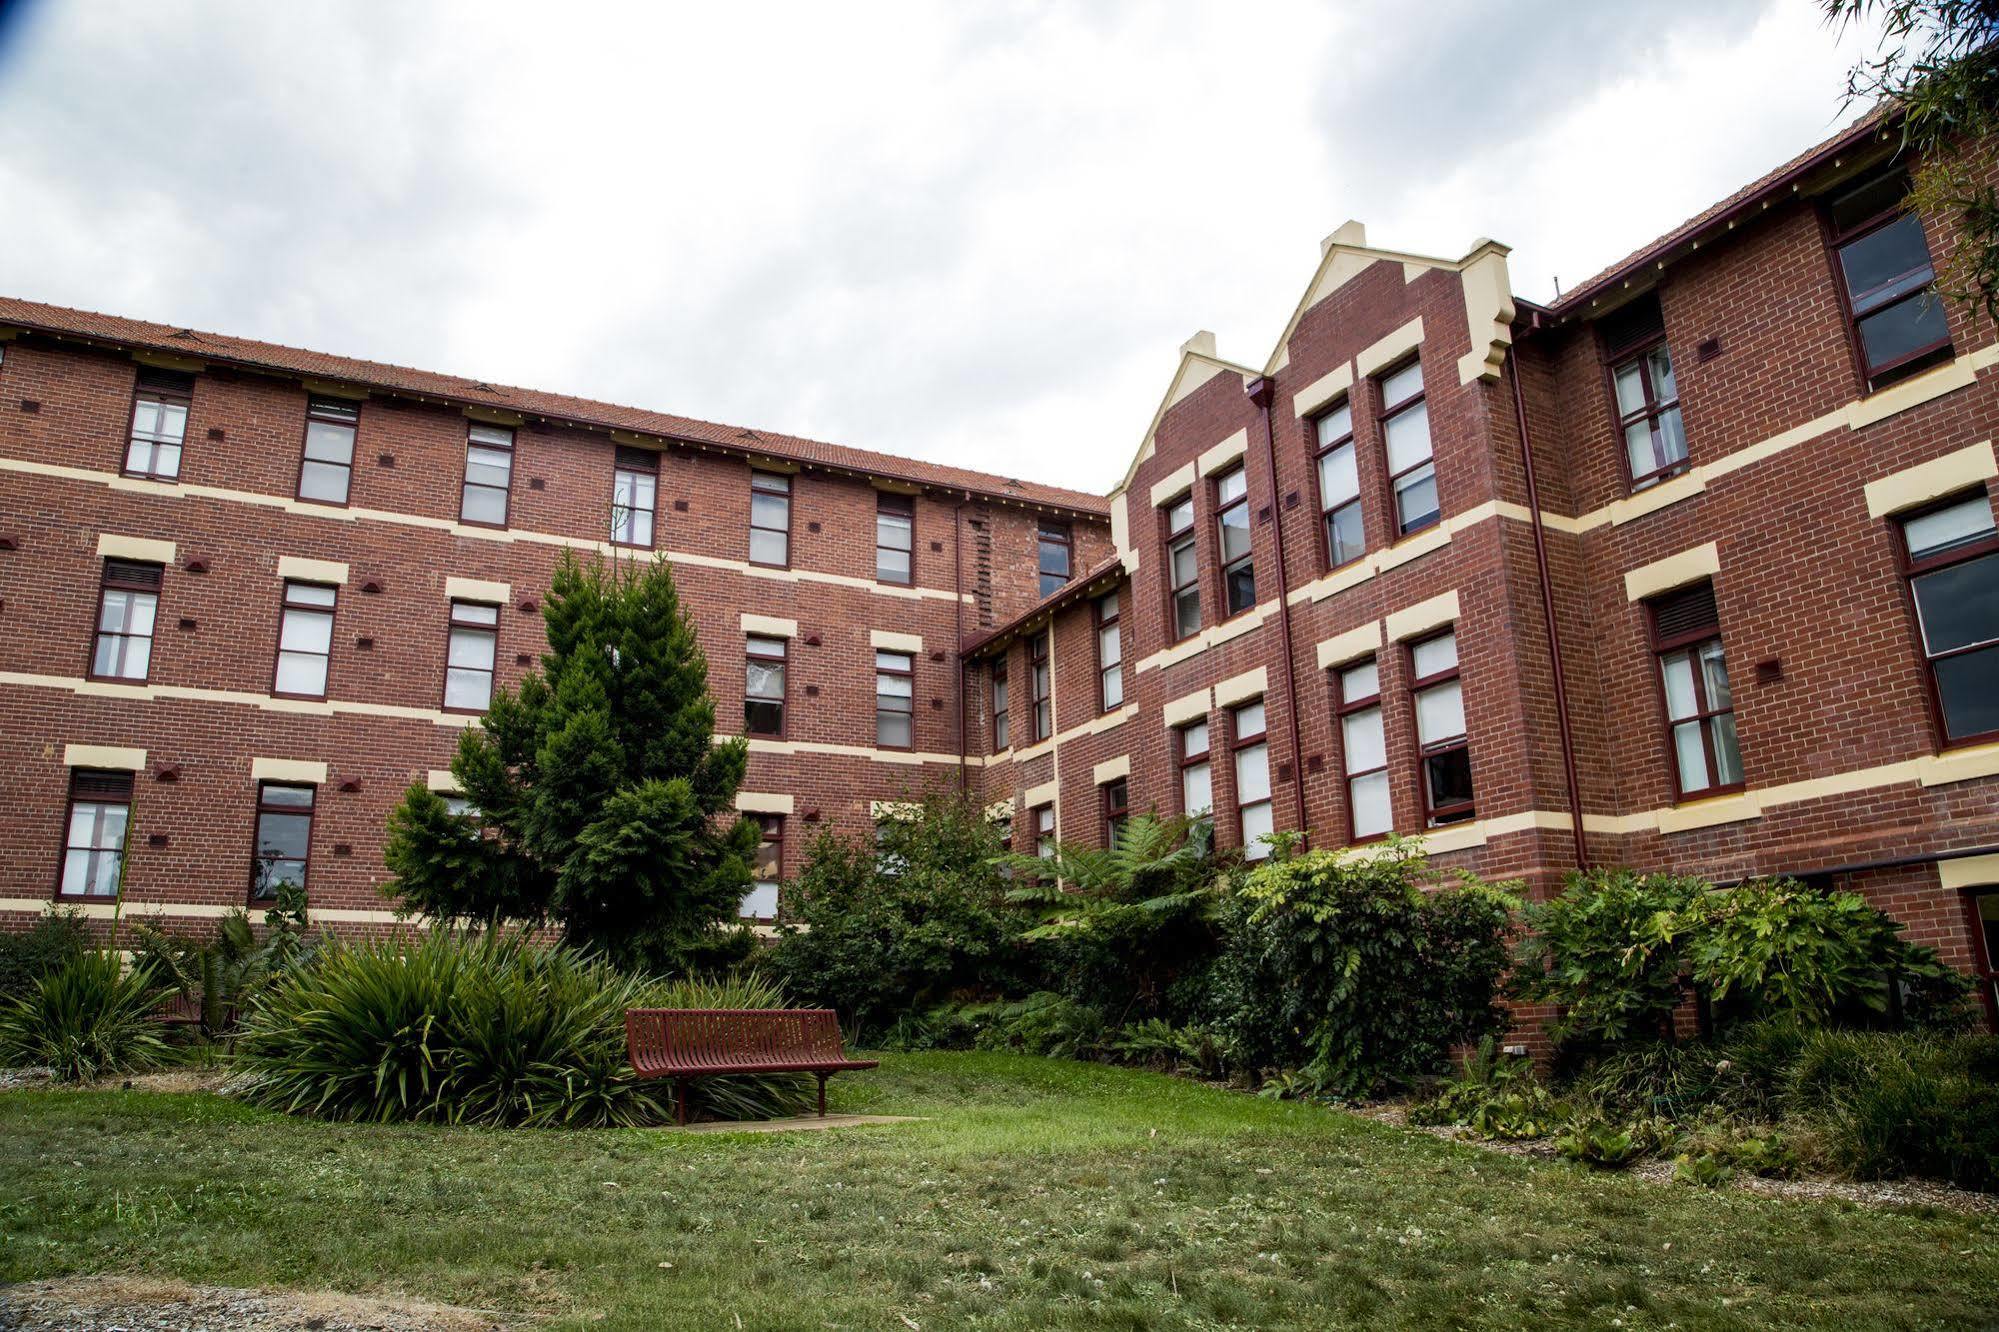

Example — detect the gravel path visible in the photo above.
[0,1277,511,1331]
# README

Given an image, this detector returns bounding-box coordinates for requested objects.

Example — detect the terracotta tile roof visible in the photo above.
[0,294,1111,517]
[961,553,1126,657]
[1547,106,1898,317]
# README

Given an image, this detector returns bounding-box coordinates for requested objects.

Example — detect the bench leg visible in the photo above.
[676,1079,691,1126]
[817,1072,828,1118]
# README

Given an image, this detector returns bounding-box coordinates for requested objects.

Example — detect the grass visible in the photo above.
[2,1053,1997,1330]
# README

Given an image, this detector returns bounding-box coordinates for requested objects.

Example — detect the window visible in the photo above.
[250,782,315,901]
[749,471,791,567]
[1178,720,1213,818]
[444,600,499,711]
[1103,778,1130,848]
[1411,630,1473,825]
[1829,171,1952,389]
[1336,657,1391,841]
[1038,521,1072,598]
[740,814,782,920]
[57,769,132,898]
[1898,491,1999,745]
[90,559,160,682]
[876,492,914,584]
[1973,891,1999,1027]
[1029,630,1052,741]
[274,581,337,699]
[298,397,358,504]
[459,423,514,526]
[611,448,658,548]
[1094,590,1123,712]
[1601,298,1687,491]
[1378,359,1438,535]
[1214,465,1255,616]
[1648,581,1743,798]
[876,650,914,749]
[124,368,192,480]
[1315,400,1364,568]
[1034,804,1056,860]
[745,636,787,738]
[1165,496,1201,640]
[1231,700,1272,859]
[991,659,1009,751]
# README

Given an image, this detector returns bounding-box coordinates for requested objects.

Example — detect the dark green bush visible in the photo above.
[1210,840,1517,1097]
[1516,870,1704,1046]
[768,793,1027,1034]
[235,931,808,1126]
[1785,1028,1999,1189]
[0,907,90,1001]
[1408,1045,1567,1139]
[0,950,172,1081]
[970,991,1107,1060]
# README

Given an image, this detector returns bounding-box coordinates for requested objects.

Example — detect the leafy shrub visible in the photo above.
[1555,1117,1653,1170]
[971,991,1108,1060]
[1108,1019,1226,1077]
[1211,840,1517,1096]
[768,794,1026,1033]
[236,931,808,1126]
[1516,870,1703,1046]
[1785,1028,1999,1189]
[0,907,90,1002]
[1671,1124,1800,1186]
[128,884,327,1035]
[0,950,172,1081]
[1409,1040,1567,1139]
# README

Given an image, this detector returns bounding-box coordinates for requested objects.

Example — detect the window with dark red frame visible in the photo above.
[460,423,515,527]
[1231,699,1273,859]
[1178,718,1212,818]
[57,769,132,899]
[1214,465,1255,615]
[1103,777,1130,848]
[991,657,1009,751]
[611,446,658,548]
[1094,589,1123,712]
[1601,297,1688,491]
[274,580,337,699]
[298,396,358,504]
[1972,889,1999,1029]
[1828,170,1953,389]
[1898,489,1999,745]
[876,492,914,585]
[250,781,315,901]
[1335,656,1391,842]
[1038,520,1073,598]
[1165,495,1201,640]
[1029,630,1052,741]
[875,650,914,749]
[90,558,161,682]
[1033,803,1056,861]
[1410,630,1473,825]
[1314,399,1364,568]
[125,368,192,481]
[444,600,499,712]
[1649,581,1743,799]
[749,470,791,567]
[745,635,787,737]
[1378,358,1438,535]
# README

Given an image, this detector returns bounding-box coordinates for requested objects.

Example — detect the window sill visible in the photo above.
[1654,790,1761,834]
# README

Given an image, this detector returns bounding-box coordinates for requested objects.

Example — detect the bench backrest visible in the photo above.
[625,1008,849,1075]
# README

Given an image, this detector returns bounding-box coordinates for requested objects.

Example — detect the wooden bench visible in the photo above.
[624,1008,878,1124]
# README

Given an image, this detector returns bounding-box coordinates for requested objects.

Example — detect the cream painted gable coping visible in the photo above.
[1197,429,1250,477]
[1385,590,1458,642]
[1136,601,1272,673]
[1214,667,1267,708]
[1110,492,1133,568]
[1354,317,1425,381]
[1624,542,1720,603]
[736,791,795,815]
[1315,621,1382,670]
[741,613,797,638]
[871,629,924,653]
[252,757,328,784]
[64,743,146,771]
[1022,779,1058,809]
[4,458,973,606]
[445,576,511,604]
[1291,363,1353,419]
[1148,462,1197,508]
[277,555,349,585]
[1864,441,1997,518]
[1162,686,1212,728]
[1939,853,1999,889]
[1456,245,1516,385]
[426,770,461,793]
[1093,754,1131,785]
[97,532,175,565]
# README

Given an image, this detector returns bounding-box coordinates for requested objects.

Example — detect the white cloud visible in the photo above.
[0,0,1882,493]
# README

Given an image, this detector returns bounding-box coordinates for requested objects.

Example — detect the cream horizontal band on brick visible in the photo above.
[1354,316,1424,380]
[1022,779,1058,808]
[1162,686,1212,728]
[1197,428,1249,477]
[1136,600,1272,673]
[870,629,924,652]
[1385,590,1458,642]
[1939,853,1999,890]
[1316,621,1383,670]
[0,897,415,926]
[252,757,328,784]
[1624,542,1720,603]
[740,613,798,638]
[276,555,350,585]
[425,769,461,793]
[63,743,146,771]
[1864,440,1997,519]
[1214,667,1267,708]
[446,576,511,604]
[1291,362,1353,419]
[1148,462,1196,508]
[1092,754,1131,785]
[735,791,795,815]
[97,532,176,565]
[0,669,482,730]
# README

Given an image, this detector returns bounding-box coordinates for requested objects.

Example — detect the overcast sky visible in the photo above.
[0,1,1883,494]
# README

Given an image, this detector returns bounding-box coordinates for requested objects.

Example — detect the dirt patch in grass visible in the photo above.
[0,1275,513,1331]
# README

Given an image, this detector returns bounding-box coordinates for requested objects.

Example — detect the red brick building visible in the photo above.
[3,114,1996,1025]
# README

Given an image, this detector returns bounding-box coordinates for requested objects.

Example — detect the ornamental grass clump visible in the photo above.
[235,930,809,1127]
[0,949,172,1082]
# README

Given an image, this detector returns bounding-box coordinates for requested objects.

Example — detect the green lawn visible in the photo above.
[2,1054,1996,1330]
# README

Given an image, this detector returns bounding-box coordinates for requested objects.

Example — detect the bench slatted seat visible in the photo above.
[624,1008,878,1124]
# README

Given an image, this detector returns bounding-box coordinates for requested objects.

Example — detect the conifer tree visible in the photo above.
[384,553,757,969]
